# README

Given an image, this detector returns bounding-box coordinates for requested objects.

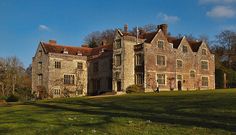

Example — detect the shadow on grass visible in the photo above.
[26,93,236,133]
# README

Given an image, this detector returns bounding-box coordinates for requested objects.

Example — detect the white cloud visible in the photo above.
[206,6,235,18]
[38,24,50,31]
[199,0,236,4]
[221,25,236,30]
[157,13,180,23]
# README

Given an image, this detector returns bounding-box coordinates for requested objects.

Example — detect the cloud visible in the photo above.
[157,13,180,23]
[38,24,50,31]
[206,6,235,18]
[221,25,236,30]
[199,0,236,4]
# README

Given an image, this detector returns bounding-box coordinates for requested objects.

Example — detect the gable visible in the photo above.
[177,37,193,54]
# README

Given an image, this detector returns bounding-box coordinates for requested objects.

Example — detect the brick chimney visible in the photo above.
[124,24,128,33]
[158,24,168,36]
[49,40,57,45]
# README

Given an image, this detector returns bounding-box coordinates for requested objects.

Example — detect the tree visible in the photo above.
[84,29,115,48]
[215,30,236,69]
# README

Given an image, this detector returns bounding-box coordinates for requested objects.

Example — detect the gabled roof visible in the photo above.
[40,42,112,57]
[188,40,203,52]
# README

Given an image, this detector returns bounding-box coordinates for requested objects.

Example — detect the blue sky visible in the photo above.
[0,0,236,67]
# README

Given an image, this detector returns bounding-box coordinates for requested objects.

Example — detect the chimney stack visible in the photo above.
[49,40,57,45]
[157,24,168,36]
[124,24,128,33]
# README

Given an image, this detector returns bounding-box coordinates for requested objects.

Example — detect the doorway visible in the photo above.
[178,81,182,91]
[117,81,121,91]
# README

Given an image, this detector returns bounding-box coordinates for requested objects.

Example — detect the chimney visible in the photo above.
[124,24,128,33]
[49,40,57,45]
[158,24,168,36]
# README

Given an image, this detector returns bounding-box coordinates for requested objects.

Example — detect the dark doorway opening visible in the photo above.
[117,81,122,91]
[178,81,182,91]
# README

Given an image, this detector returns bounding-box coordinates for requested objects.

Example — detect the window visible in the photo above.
[176,60,183,68]
[190,70,195,78]
[157,55,166,66]
[157,74,165,84]
[115,72,120,79]
[93,62,99,72]
[115,39,121,49]
[183,46,188,53]
[77,62,83,69]
[64,75,75,84]
[177,75,182,80]
[115,54,121,66]
[135,73,143,85]
[54,89,61,95]
[202,77,208,86]
[202,49,207,55]
[55,61,61,69]
[38,74,43,85]
[157,40,164,49]
[201,61,208,70]
[38,62,42,70]
[39,50,42,57]
[135,54,143,66]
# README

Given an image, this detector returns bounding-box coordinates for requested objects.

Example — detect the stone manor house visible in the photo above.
[32,24,215,98]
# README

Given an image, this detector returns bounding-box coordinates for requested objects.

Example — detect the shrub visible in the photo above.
[6,95,19,102]
[126,84,144,93]
[0,96,7,100]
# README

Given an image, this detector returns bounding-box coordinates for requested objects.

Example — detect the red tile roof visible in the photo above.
[41,42,112,57]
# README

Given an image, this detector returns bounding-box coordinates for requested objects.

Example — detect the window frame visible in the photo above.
[115,54,121,66]
[55,61,61,69]
[135,53,143,66]
[176,59,183,68]
[64,74,75,85]
[156,55,166,66]
[157,74,166,85]
[201,60,209,70]
[202,48,207,55]
[77,62,83,70]
[135,73,144,85]
[157,40,164,49]
[115,39,121,49]
[202,76,209,87]
[182,45,188,53]
[190,70,196,78]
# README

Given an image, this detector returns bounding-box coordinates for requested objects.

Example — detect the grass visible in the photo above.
[0,89,236,135]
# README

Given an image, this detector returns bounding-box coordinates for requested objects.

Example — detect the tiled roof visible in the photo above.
[188,40,202,52]
[121,30,203,52]
[41,42,112,57]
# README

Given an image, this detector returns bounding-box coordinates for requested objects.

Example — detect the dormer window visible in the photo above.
[202,49,207,55]
[77,51,82,56]
[63,48,68,54]
[157,40,164,49]
[182,46,188,53]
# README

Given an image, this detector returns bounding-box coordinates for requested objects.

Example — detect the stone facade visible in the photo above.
[32,24,215,98]
[112,24,215,92]
[32,40,112,98]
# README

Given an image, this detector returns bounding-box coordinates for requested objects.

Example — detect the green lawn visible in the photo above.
[0,89,236,135]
